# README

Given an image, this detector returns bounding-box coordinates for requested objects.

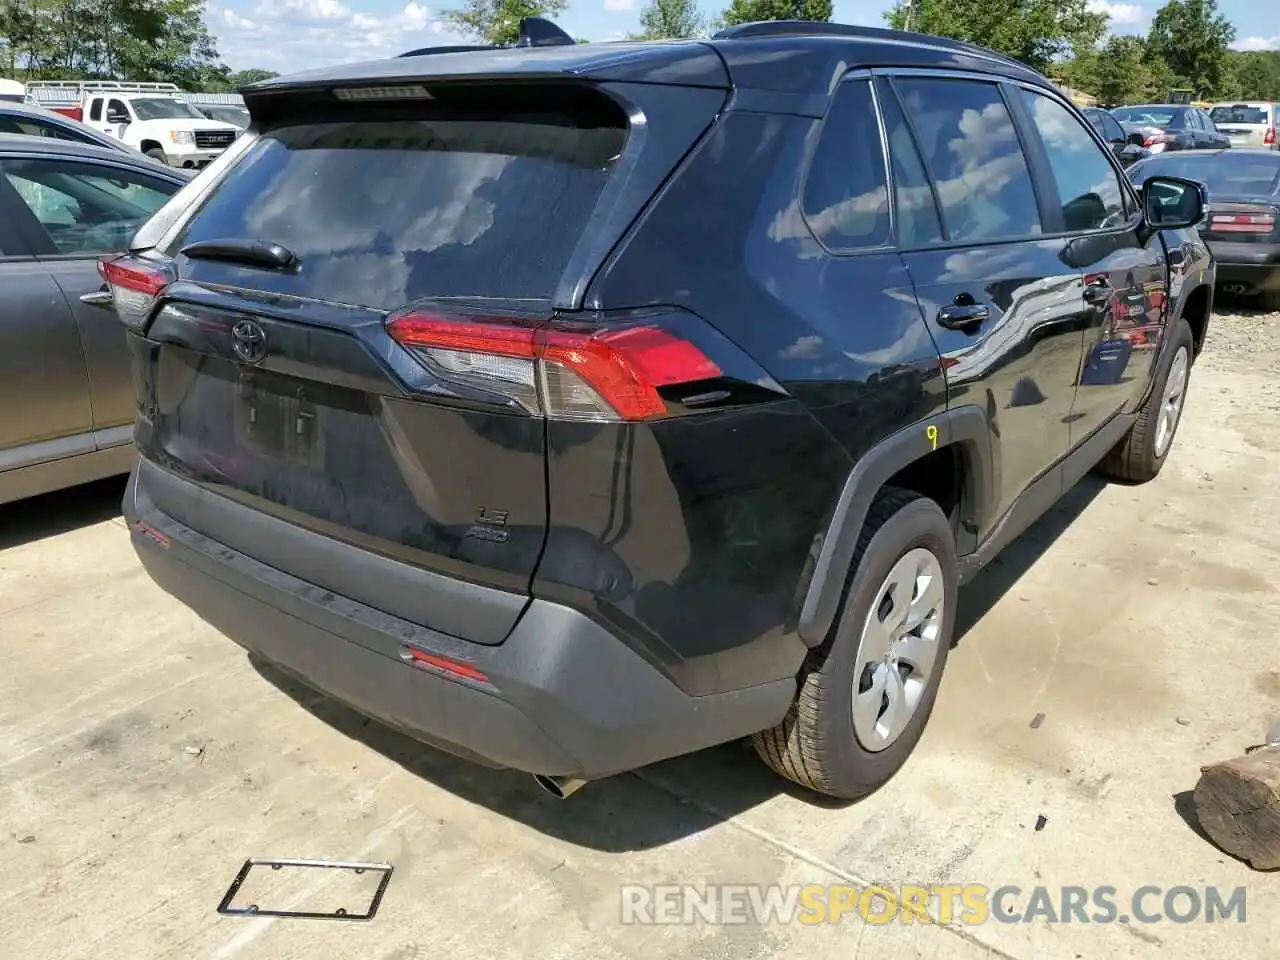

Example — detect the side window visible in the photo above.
[1019,90,1126,233]
[17,117,95,145]
[89,98,102,122]
[1100,113,1126,143]
[107,99,128,121]
[877,80,944,246]
[802,79,890,250]
[892,78,1041,242]
[0,159,178,256]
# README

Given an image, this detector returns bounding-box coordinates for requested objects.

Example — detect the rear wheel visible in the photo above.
[1101,317,1193,483]
[753,489,957,800]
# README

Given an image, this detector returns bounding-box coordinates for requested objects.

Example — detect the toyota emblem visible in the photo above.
[231,319,268,364]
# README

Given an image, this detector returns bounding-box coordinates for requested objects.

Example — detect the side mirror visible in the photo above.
[1142,175,1208,230]
[107,112,128,125]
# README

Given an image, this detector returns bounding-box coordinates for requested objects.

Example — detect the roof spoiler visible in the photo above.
[399,17,576,58]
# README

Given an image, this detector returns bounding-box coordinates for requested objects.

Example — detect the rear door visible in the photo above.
[2,154,184,443]
[884,73,1084,524]
[122,77,727,635]
[0,161,94,472]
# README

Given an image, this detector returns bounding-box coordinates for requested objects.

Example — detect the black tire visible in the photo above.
[753,489,958,800]
[145,147,168,164]
[1100,317,1194,483]
[1261,289,1280,313]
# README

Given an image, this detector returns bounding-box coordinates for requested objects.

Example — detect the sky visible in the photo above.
[204,0,1280,75]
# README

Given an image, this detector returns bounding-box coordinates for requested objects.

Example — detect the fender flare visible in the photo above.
[796,405,994,648]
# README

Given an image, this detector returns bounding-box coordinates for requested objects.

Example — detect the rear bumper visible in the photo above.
[125,463,793,779]
[1208,242,1280,290]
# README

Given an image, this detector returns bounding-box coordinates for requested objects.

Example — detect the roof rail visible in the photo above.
[711,21,1029,70]
[398,44,496,57]
[398,16,575,58]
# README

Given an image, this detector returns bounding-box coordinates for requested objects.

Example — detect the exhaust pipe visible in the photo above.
[533,774,588,800]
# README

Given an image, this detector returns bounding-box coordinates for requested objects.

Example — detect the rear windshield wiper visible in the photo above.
[180,238,298,271]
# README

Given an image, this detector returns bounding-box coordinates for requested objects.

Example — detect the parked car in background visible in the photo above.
[1128,149,1280,309]
[111,20,1214,802]
[82,93,240,168]
[1113,104,1231,153]
[0,134,186,505]
[1207,102,1278,150]
[197,104,250,129]
[1081,107,1149,166]
[0,101,165,164]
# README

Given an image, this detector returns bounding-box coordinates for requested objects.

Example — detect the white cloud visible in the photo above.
[603,0,635,9]
[280,0,350,20]
[1086,0,1146,25]
[210,1,453,72]
[1235,35,1280,52]
[221,8,258,29]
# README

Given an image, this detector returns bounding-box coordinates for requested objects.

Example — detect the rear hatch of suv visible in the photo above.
[1209,102,1276,149]
[112,48,729,644]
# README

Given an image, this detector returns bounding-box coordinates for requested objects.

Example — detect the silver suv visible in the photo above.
[1208,102,1278,150]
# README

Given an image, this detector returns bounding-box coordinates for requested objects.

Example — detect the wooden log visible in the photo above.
[1194,745,1280,870]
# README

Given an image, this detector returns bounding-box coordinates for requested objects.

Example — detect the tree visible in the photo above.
[228,68,279,87]
[884,0,1107,73]
[718,0,831,29]
[633,0,703,40]
[1145,0,1235,98]
[1219,50,1280,101]
[1092,36,1168,105]
[444,0,569,46]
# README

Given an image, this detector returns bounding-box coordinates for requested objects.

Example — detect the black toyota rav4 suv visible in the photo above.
[110,21,1214,800]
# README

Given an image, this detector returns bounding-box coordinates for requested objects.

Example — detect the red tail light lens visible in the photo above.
[1208,210,1277,234]
[386,310,722,422]
[1142,133,1171,147]
[1265,127,1276,146]
[98,255,170,330]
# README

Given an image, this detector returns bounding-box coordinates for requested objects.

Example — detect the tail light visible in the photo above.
[386,309,723,422]
[98,255,171,331]
[1208,207,1277,234]
[1265,127,1276,146]
[1142,133,1172,149]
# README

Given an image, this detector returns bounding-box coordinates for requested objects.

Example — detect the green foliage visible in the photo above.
[443,0,569,46]
[1220,51,1280,101]
[719,0,832,30]
[0,0,275,88]
[633,0,704,40]
[1145,0,1235,98]
[884,0,1106,72]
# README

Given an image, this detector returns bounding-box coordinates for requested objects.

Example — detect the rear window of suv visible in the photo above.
[175,95,627,311]
[1209,105,1269,125]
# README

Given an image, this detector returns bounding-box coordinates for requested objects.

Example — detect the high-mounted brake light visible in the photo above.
[98,255,170,331]
[333,85,434,101]
[386,310,722,422]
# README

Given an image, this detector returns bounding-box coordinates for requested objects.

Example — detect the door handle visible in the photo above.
[79,289,113,308]
[1083,283,1114,305]
[936,301,990,331]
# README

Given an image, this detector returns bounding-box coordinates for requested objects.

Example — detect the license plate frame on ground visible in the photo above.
[216,857,394,921]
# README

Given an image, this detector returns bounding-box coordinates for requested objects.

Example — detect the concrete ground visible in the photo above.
[3,299,1280,960]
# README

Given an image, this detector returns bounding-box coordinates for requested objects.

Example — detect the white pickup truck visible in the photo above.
[82,92,241,169]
